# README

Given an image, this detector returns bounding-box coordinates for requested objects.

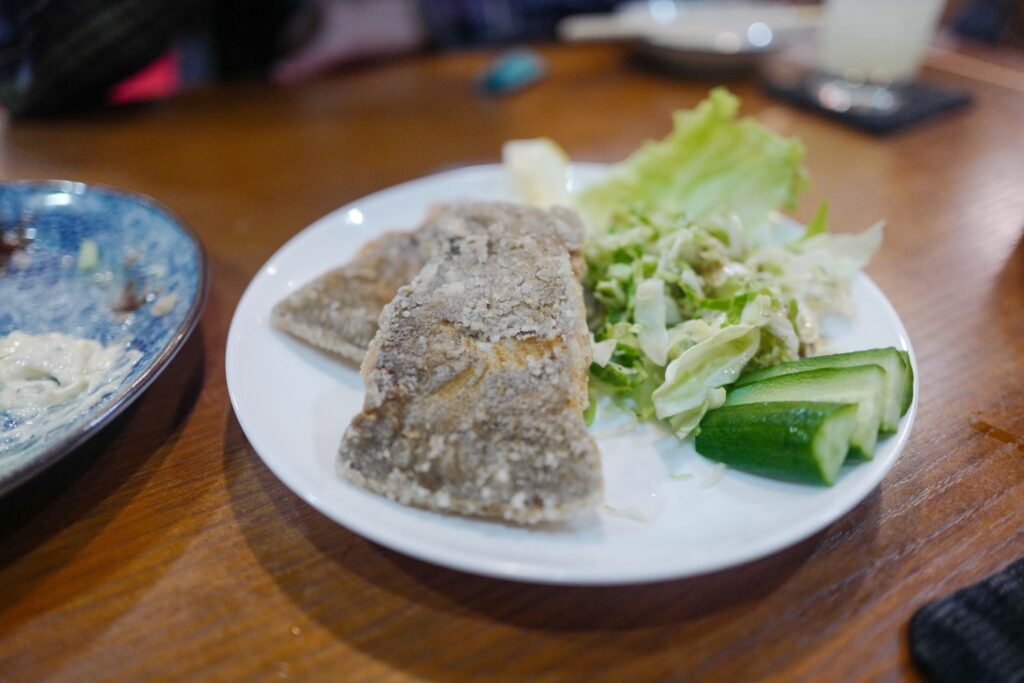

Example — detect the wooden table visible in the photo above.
[1,43,1022,682]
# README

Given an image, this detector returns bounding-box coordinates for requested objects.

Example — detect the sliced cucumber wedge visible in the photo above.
[695,401,859,485]
[725,364,887,459]
[897,350,914,415]
[734,347,912,433]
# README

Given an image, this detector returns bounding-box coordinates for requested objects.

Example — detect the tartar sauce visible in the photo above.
[0,332,135,412]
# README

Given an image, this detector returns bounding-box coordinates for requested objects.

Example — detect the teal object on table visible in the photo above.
[477,50,546,96]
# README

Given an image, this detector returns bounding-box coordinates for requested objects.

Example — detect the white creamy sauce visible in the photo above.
[0,332,142,451]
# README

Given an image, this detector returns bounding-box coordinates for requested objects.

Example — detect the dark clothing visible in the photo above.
[0,0,297,116]
[420,0,615,46]
[0,0,615,117]
[0,0,200,115]
[910,557,1024,683]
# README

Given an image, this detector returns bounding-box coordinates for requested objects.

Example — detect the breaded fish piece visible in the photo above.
[271,204,586,363]
[338,204,601,524]
[420,202,587,278]
[271,230,424,362]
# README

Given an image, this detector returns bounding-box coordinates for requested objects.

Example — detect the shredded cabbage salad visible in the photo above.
[503,88,883,438]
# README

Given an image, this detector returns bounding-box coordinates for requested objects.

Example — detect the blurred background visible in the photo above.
[0,0,1021,118]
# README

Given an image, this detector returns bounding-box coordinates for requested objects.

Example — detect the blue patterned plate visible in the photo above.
[0,181,207,494]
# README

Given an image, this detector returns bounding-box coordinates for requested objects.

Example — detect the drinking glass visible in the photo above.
[812,0,946,113]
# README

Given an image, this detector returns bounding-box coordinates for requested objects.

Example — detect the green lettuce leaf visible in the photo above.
[651,324,761,437]
[634,278,669,366]
[501,91,881,442]
[579,87,808,240]
[803,202,830,240]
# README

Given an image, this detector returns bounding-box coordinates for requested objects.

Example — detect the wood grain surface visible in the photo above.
[1,43,1022,682]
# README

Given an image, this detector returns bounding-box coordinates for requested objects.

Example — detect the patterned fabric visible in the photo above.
[910,557,1024,683]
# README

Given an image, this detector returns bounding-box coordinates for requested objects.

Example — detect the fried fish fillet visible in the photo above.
[271,230,424,363]
[271,204,586,363]
[338,203,602,524]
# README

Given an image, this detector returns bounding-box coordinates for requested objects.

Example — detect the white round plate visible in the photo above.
[226,164,917,585]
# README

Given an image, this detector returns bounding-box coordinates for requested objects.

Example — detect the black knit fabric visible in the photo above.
[910,557,1024,683]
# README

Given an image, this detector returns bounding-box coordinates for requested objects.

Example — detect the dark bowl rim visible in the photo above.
[0,179,210,496]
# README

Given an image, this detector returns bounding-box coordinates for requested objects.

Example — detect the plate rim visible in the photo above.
[0,180,210,496]
[226,164,917,585]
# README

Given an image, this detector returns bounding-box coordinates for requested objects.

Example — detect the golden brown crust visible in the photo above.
[338,203,601,524]
[270,230,424,362]
[271,204,587,363]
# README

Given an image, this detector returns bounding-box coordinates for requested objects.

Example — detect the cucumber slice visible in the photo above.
[695,401,858,485]
[897,350,914,415]
[735,347,912,433]
[725,364,887,458]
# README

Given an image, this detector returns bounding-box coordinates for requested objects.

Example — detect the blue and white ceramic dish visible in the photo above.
[0,181,207,495]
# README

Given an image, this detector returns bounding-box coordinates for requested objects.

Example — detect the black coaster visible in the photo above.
[909,557,1024,683]
[762,76,972,135]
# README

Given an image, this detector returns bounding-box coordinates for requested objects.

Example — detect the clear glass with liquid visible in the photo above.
[818,0,945,85]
